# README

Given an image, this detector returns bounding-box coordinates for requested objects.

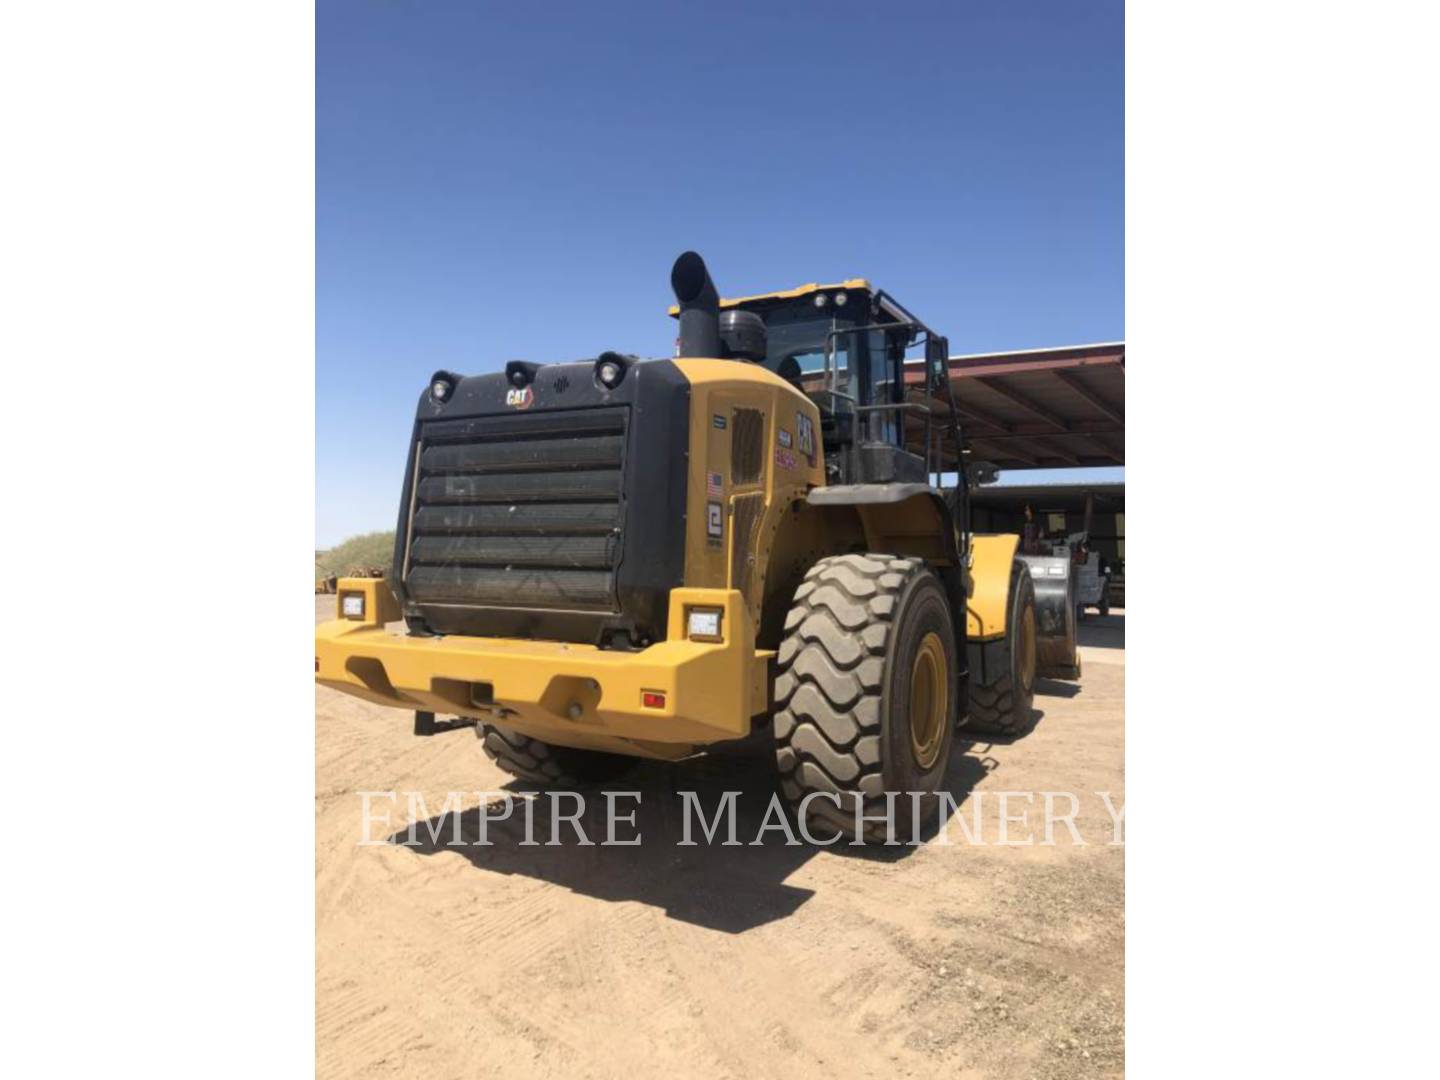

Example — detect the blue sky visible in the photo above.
[317,0,1123,546]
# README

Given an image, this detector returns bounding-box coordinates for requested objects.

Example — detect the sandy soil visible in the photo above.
[316,597,1124,1079]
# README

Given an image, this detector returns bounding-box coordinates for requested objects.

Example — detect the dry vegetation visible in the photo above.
[316,530,394,584]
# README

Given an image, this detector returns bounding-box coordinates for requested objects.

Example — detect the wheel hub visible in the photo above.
[909,631,948,770]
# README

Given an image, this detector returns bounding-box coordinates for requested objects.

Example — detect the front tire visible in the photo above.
[773,554,957,842]
[476,723,636,786]
[965,560,1038,737]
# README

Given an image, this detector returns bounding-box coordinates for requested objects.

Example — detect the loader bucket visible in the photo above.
[1016,553,1081,681]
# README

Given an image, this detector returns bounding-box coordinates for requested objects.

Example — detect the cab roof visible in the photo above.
[667,278,871,316]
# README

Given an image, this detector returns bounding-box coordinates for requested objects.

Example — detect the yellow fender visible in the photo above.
[966,533,1020,642]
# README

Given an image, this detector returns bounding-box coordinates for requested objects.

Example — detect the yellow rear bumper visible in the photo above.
[315,579,770,754]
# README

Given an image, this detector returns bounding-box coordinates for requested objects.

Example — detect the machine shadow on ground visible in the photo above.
[390,741,1000,934]
[1036,678,1081,698]
[957,702,1046,748]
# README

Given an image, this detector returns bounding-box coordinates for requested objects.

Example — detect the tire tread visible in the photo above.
[476,722,633,786]
[773,553,927,841]
[963,561,1037,738]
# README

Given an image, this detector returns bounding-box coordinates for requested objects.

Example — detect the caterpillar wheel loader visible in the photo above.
[316,252,1060,840]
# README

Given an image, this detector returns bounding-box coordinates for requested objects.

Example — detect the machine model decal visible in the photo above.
[505,386,534,410]
[796,412,815,462]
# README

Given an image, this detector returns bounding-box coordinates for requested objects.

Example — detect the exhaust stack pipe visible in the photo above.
[670,251,722,358]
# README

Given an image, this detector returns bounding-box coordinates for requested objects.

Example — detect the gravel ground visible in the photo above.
[316,596,1124,1078]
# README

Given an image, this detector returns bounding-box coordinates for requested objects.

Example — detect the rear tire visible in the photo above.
[476,722,636,786]
[773,554,957,842]
[965,560,1038,738]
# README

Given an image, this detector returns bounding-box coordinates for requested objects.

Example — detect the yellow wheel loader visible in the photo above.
[316,252,1047,840]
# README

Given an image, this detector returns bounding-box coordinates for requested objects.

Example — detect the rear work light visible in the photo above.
[641,691,666,710]
[428,368,458,403]
[686,606,723,642]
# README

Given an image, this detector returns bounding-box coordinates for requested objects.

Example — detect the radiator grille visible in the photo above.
[730,492,765,600]
[731,408,765,485]
[404,408,627,612]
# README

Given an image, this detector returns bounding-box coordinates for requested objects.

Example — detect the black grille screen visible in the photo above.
[403,407,627,612]
[730,492,764,600]
[731,407,765,484]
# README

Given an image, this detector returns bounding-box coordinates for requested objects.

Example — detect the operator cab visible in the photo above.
[670,277,962,488]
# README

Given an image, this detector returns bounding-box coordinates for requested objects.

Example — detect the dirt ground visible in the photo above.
[316,597,1125,1079]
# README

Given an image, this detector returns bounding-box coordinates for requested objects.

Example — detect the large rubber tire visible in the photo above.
[773,554,958,842]
[965,560,1038,738]
[476,722,636,786]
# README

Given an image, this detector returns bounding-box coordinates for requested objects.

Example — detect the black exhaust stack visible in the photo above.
[671,250,722,358]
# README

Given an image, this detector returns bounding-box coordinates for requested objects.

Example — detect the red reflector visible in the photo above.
[642,692,666,709]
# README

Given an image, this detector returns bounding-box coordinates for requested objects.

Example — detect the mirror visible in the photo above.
[925,335,949,391]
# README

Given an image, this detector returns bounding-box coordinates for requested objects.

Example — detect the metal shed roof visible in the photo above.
[902,341,1125,471]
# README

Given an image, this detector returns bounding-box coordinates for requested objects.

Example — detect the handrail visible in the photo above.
[851,400,935,476]
[809,313,970,561]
